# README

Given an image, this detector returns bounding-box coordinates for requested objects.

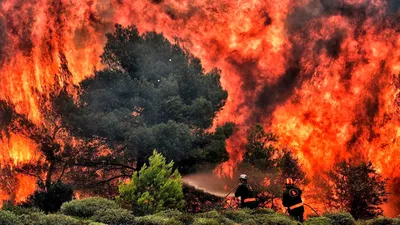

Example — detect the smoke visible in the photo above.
[183,171,237,197]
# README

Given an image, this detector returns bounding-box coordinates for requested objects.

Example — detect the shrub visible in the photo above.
[242,219,258,225]
[88,223,107,225]
[304,217,332,225]
[0,210,22,225]
[192,218,220,225]
[197,210,220,219]
[368,217,400,225]
[253,208,275,215]
[253,213,295,225]
[175,213,195,225]
[135,214,174,225]
[221,209,253,223]
[118,151,184,215]
[18,212,46,225]
[27,181,74,213]
[91,208,135,225]
[61,197,120,218]
[41,214,80,225]
[2,202,41,215]
[324,212,356,225]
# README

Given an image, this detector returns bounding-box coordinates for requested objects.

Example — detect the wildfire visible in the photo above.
[0,0,399,216]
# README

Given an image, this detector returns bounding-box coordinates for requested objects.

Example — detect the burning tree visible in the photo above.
[319,160,388,220]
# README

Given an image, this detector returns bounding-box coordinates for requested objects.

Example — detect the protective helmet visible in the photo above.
[285,178,293,185]
[239,174,247,180]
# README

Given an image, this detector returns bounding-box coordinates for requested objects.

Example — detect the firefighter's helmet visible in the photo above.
[285,178,294,185]
[239,174,248,180]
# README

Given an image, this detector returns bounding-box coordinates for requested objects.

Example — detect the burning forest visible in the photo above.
[0,0,400,221]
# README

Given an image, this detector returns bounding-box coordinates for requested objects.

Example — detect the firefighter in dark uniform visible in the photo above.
[234,174,258,209]
[282,178,304,222]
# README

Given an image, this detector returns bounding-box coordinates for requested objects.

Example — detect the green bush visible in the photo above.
[242,218,258,225]
[221,209,253,223]
[41,214,80,225]
[175,213,195,225]
[197,210,220,219]
[91,208,135,225]
[367,217,400,225]
[0,210,22,225]
[118,151,184,215]
[135,214,175,225]
[2,202,41,215]
[18,212,46,225]
[304,216,332,225]
[253,208,275,215]
[325,212,356,225]
[193,218,220,225]
[88,223,107,225]
[61,197,120,218]
[253,213,295,225]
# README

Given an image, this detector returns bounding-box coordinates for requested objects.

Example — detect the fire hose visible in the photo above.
[284,203,320,217]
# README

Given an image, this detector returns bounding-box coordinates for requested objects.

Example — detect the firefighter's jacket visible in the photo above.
[282,185,304,212]
[235,183,257,207]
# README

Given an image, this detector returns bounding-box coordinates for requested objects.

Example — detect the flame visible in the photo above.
[0,0,399,216]
[0,133,40,166]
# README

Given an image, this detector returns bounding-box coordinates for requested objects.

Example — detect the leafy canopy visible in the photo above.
[55,25,231,176]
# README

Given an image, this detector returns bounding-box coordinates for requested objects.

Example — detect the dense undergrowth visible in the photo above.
[1,197,399,225]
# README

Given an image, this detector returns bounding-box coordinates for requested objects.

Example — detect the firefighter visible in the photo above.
[282,178,304,222]
[234,174,258,209]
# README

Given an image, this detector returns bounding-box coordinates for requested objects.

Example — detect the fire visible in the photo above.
[0,133,39,166]
[0,0,399,216]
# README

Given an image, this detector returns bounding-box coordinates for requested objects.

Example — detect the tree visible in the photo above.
[322,160,388,219]
[236,124,307,210]
[55,25,231,174]
[118,150,184,215]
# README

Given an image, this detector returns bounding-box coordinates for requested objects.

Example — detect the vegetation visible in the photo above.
[1,199,399,225]
[118,150,184,215]
[318,161,388,220]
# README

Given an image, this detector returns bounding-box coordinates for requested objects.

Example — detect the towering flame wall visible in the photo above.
[0,0,399,216]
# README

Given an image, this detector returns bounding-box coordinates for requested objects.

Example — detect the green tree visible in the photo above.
[55,25,231,175]
[322,160,388,220]
[118,150,184,215]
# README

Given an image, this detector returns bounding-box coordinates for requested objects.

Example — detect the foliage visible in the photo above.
[0,210,22,225]
[135,213,182,225]
[304,216,333,225]
[40,214,80,225]
[55,24,231,183]
[25,181,73,213]
[324,212,356,225]
[91,208,135,225]
[60,197,120,218]
[366,217,400,225]
[2,202,41,215]
[252,213,296,225]
[18,212,46,225]
[321,161,388,220]
[118,150,184,215]
[221,209,254,223]
[192,218,220,225]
